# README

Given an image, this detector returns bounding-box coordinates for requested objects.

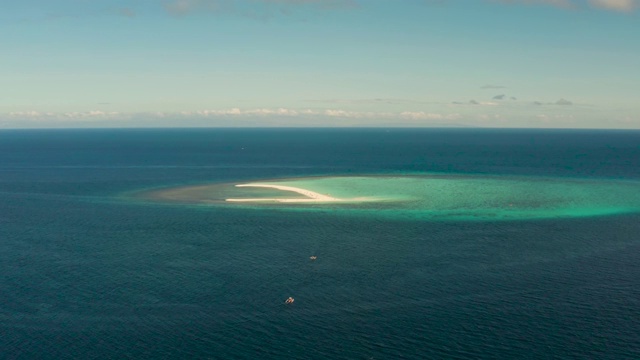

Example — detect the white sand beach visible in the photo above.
[226,183,342,203]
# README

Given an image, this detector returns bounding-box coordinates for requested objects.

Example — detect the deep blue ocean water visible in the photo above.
[1,128,639,359]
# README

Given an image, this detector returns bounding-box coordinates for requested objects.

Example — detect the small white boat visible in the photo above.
[285,297,294,304]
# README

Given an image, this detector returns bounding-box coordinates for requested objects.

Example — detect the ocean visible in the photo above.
[1,128,639,359]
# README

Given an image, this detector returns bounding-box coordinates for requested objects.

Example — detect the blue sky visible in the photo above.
[1,0,639,128]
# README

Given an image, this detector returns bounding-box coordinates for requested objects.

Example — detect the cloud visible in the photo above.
[191,108,460,120]
[469,100,498,105]
[2,108,469,128]
[555,98,573,105]
[192,108,304,116]
[9,111,45,117]
[451,100,499,106]
[531,98,573,106]
[8,110,122,119]
[589,0,638,11]
[5,107,457,119]
[492,94,518,101]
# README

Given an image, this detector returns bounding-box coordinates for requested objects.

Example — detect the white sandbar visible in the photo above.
[226,183,342,203]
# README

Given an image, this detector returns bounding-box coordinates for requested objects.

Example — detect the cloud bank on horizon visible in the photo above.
[0,0,638,129]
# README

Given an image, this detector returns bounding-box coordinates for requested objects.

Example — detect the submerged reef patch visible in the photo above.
[136,175,640,221]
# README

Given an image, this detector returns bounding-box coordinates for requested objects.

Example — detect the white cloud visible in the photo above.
[181,108,303,116]
[452,100,499,106]
[8,110,121,119]
[530,98,574,106]
[178,108,459,120]
[4,108,459,122]
[589,0,638,11]
[9,111,43,117]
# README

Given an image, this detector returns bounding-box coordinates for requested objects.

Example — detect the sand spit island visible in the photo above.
[227,183,346,203]
[135,178,378,205]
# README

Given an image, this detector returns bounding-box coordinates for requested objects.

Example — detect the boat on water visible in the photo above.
[285,297,294,304]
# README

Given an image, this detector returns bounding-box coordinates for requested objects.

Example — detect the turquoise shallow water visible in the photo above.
[145,174,640,221]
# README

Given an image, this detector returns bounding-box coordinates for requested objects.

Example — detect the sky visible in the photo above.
[1,0,639,128]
